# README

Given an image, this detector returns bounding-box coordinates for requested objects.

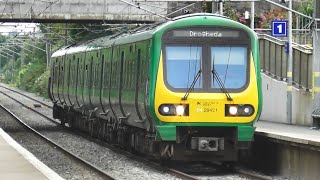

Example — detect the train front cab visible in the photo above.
[151,16,261,162]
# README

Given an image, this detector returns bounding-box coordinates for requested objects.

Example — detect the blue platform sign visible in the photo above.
[271,20,288,37]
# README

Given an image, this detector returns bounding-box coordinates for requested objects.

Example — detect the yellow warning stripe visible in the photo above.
[312,72,320,98]
[287,71,292,78]
[287,86,292,91]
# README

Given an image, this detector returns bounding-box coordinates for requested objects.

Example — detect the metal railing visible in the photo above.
[258,34,313,90]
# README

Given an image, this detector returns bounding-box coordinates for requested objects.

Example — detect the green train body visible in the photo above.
[49,13,262,162]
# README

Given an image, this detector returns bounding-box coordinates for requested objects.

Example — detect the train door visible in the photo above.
[120,44,136,120]
[136,41,151,124]
[77,51,86,107]
[83,51,93,108]
[51,57,59,102]
[58,57,65,104]
[63,55,72,106]
[90,50,100,109]
[68,55,76,106]
[110,46,121,118]
[133,45,144,122]
[101,48,111,115]
[118,46,128,118]
[73,55,81,108]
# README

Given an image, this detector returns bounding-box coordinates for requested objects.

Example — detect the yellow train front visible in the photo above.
[150,14,262,162]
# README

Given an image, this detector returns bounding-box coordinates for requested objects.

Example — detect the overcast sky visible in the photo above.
[0,23,39,36]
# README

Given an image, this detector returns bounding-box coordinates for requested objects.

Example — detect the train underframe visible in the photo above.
[53,103,250,162]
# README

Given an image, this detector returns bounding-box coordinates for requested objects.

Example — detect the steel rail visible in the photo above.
[0,90,58,125]
[0,85,52,108]
[235,167,274,180]
[0,103,115,180]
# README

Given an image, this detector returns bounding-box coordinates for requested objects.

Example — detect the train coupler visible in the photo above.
[190,137,224,151]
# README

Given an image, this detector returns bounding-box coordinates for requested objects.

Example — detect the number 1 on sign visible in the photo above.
[277,24,282,33]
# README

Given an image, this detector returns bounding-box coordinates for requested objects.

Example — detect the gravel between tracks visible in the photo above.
[0,83,252,180]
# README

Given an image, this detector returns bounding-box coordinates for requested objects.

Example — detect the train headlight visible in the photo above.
[163,106,170,113]
[242,105,254,116]
[158,104,189,116]
[159,104,175,115]
[229,106,238,115]
[176,105,185,116]
[225,104,254,116]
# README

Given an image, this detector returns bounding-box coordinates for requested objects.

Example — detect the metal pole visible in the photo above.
[64,23,68,46]
[312,0,320,115]
[21,48,24,67]
[212,2,216,13]
[219,1,223,15]
[287,0,293,124]
[46,35,51,68]
[250,1,255,29]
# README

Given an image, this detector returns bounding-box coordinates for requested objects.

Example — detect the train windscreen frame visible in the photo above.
[161,27,251,93]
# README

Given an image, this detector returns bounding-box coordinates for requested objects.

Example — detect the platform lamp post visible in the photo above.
[250,1,254,30]
[287,0,293,124]
[311,0,320,129]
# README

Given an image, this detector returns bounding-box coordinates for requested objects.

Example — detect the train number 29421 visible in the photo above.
[203,108,218,112]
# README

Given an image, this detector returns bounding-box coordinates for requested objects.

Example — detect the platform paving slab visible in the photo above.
[0,128,63,180]
[255,120,320,146]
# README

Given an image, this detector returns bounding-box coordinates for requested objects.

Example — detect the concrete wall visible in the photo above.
[248,135,320,180]
[260,73,313,126]
[0,0,168,22]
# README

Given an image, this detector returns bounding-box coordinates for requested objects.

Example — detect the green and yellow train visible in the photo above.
[49,13,262,162]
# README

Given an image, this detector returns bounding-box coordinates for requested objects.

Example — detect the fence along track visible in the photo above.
[258,34,313,91]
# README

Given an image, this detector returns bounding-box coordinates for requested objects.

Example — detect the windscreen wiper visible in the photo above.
[182,69,202,100]
[211,69,233,101]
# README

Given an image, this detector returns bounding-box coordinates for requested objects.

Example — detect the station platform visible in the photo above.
[253,120,320,180]
[255,120,320,147]
[0,128,63,180]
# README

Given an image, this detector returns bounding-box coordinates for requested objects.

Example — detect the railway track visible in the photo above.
[0,103,115,180]
[0,84,274,180]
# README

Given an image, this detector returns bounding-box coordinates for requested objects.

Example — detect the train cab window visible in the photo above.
[165,46,202,89]
[211,47,247,89]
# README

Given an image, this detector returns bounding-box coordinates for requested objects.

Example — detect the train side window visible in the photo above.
[85,64,88,71]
